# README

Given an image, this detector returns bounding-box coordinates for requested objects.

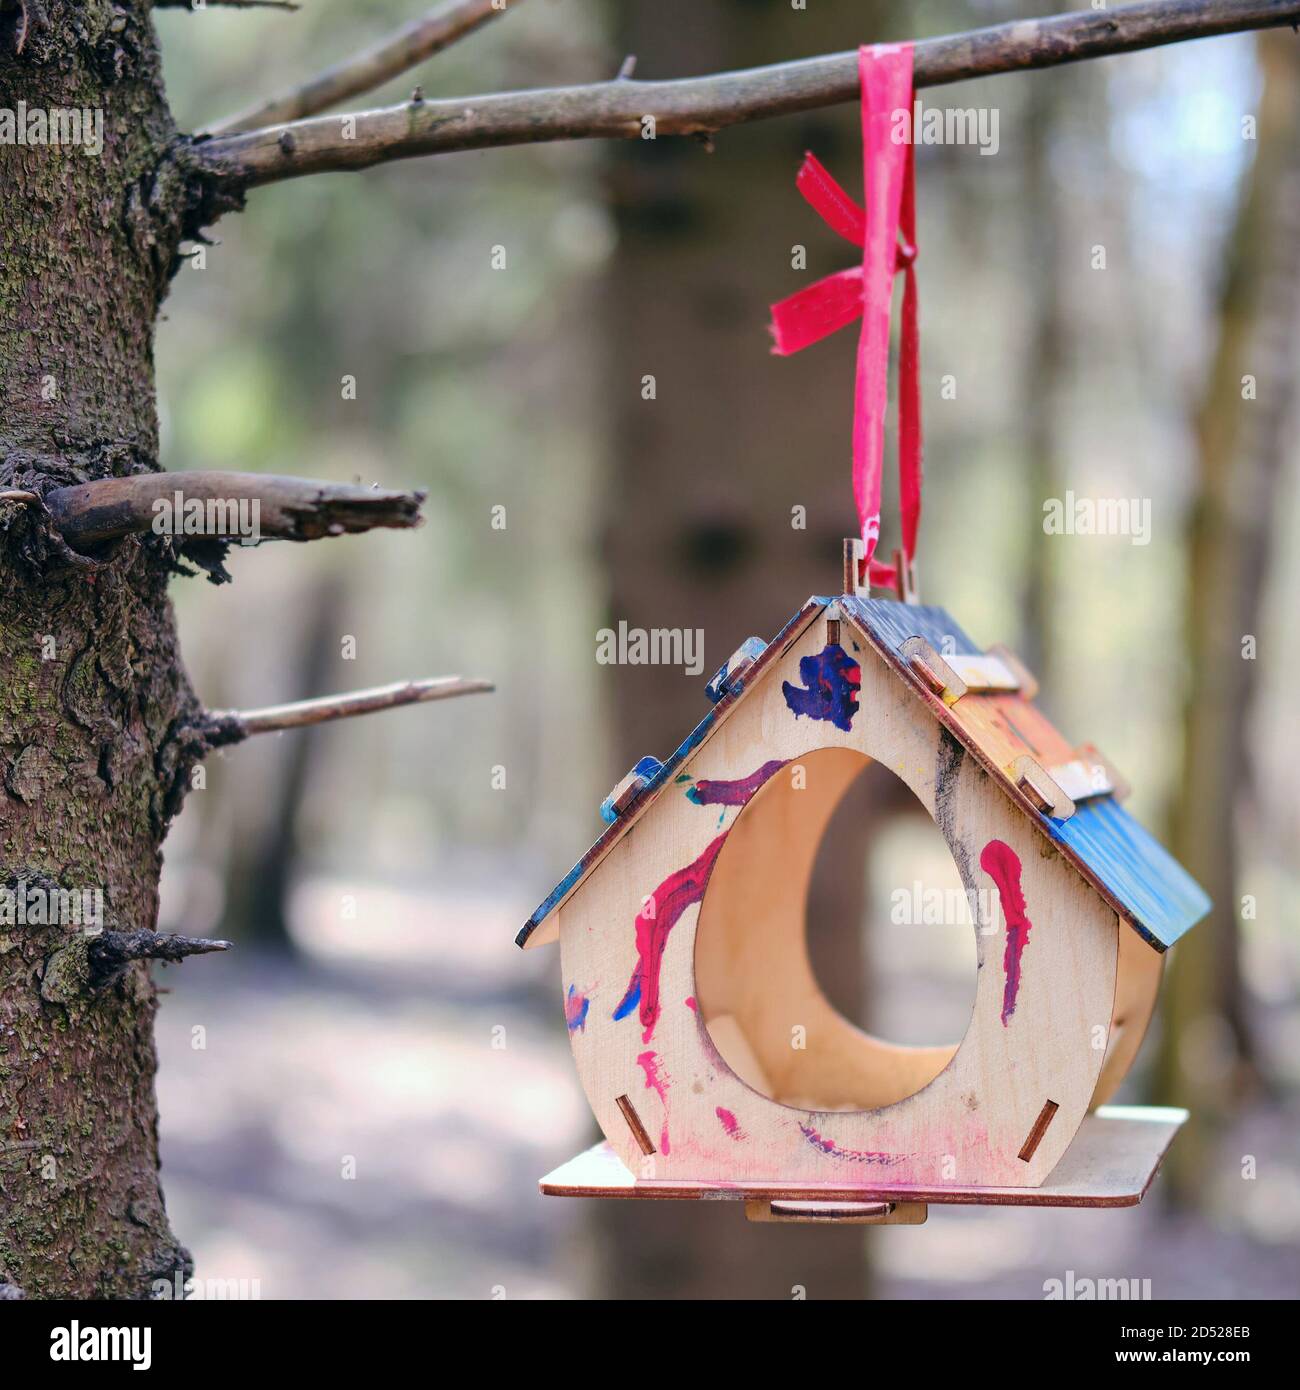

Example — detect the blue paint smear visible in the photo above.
[565,985,590,1033]
[612,979,641,1022]
[1047,796,1211,949]
[783,644,861,732]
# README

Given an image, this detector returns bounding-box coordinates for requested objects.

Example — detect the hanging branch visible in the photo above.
[192,0,1300,192]
[205,0,520,136]
[42,472,424,551]
[207,676,494,741]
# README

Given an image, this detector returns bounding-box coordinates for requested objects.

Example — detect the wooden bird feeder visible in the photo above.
[519,555,1209,1224]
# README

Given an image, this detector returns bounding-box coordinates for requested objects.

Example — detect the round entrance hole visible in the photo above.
[693,747,979,1113]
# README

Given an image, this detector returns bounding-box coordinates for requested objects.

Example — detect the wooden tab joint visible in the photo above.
[600,755,663,825]
[705,636,767,704]
[1008,754,1075,821]
[899,636,968,704]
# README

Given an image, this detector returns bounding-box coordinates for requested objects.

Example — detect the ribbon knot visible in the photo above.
[768,44,922,593]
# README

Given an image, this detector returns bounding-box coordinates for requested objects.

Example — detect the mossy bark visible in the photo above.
[0,1,205,1298]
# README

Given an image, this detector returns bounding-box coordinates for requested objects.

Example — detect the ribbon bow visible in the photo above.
[769,44,921,593]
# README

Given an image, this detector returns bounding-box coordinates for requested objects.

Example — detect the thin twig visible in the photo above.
[205,0,518,136]
[43,472,424,550]
[193,0,1300,191]
[154,1,300,10]
[214,677,494,737]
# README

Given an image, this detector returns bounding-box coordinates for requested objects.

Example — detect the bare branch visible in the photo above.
[154,1,300,10]
[192,0,1300,191]
[43,472,424,551]
[87,931,232,988]
[209,676,494,740]
[205,0,519,137]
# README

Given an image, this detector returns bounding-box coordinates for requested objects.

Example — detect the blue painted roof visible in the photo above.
[1046,796,1210,949]
[842,596,981,658]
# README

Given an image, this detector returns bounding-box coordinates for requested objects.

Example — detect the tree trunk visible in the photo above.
[1018,71,1072,685]
[0,1,205,1298]
[1155,28,1300,1202]
[592,0,912,1300]
[218,574,345,955]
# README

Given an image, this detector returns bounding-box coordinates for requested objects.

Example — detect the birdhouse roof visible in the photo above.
[518,594,1210,953]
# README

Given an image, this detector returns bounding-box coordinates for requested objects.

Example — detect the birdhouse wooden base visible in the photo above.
[519,576,1209,1215]
[540,1106,1186,1223]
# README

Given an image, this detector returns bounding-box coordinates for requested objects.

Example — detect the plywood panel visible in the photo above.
[558,613,1119,1190]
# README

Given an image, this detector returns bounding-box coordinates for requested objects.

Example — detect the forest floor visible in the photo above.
[155,870,1300,1301]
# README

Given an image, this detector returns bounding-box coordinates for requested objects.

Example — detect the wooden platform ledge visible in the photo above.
[539,1106,1186,1223]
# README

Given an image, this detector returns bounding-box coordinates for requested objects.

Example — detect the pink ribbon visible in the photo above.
[769,44,921,591]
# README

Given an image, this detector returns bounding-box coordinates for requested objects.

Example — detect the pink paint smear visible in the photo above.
[637,1050,672,1155]
[716,1107,747,1141]
[613,832,727,1043]
[980,838,1033,1025]
[614,759,790,1044]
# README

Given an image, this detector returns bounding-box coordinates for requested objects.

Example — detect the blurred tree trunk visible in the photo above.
[219,574,344,954]
[593,0,915,1299]
[1018,73,1070,684]
[1156,30,1300,1202]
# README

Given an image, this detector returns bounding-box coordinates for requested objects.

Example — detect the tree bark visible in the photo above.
[0,1,204,1298]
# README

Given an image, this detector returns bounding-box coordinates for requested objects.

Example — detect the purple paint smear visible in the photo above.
[799,1123,902,1165]
[980,838,1034,1026]
[637,1050,672,1155]
[687,759,788,808]
[782,644,861,731]
[564,984,590,1033]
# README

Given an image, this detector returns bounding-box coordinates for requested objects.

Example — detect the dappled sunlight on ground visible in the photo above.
[156,872,590,1299]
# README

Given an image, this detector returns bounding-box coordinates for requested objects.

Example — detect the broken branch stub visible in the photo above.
[87,931,232,989]
[43,472,425,552]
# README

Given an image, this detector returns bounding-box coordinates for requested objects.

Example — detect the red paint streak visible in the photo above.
[637,1050,672,1156]
[615,833,727,1043]
[798,1123,901,1165]
[980,839,1034,1026]
[716,1106,746,1141]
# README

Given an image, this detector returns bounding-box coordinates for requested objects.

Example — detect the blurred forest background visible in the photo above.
[148,0,1298,1298]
